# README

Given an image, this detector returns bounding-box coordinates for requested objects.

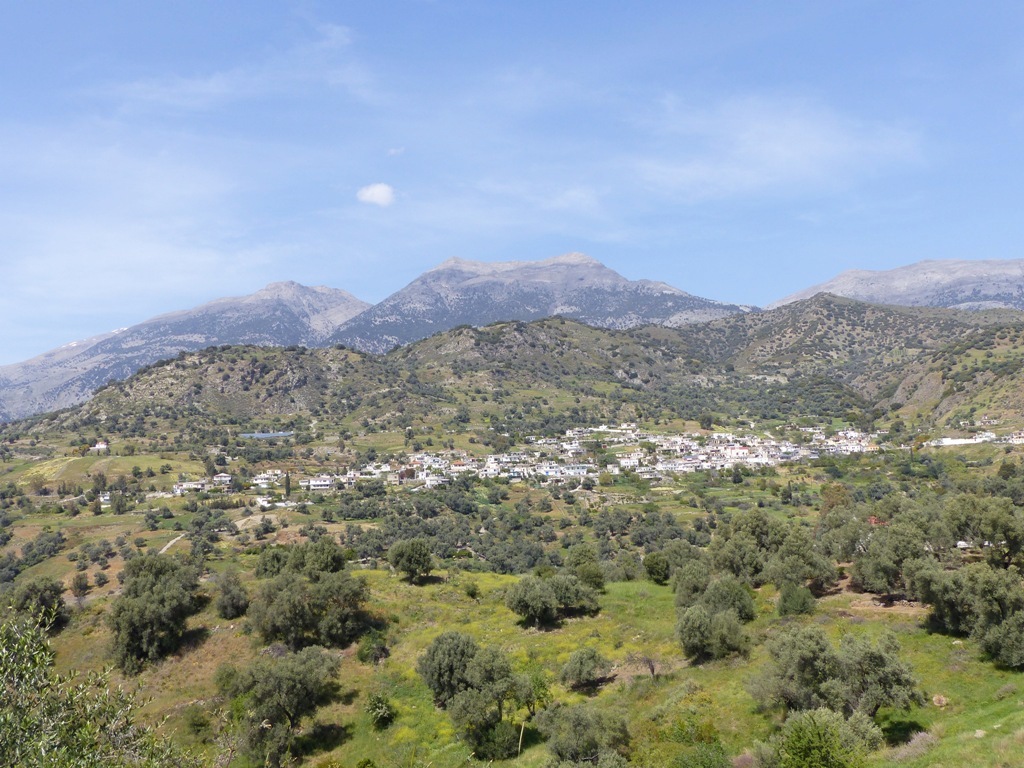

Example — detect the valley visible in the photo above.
[6,303,1024,767]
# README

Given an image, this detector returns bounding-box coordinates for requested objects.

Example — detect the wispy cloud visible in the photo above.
[633,96,921,200]
[103,23,377,111]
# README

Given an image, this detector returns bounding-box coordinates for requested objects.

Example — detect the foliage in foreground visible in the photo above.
[0,613,198,768]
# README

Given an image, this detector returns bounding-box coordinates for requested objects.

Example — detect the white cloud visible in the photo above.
[356,183,395,207]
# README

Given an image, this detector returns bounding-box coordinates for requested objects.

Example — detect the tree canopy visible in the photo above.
[107,554,200,674]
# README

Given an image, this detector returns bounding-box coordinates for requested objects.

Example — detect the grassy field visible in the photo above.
[36,525,1024,768]
[4,428,1024,766]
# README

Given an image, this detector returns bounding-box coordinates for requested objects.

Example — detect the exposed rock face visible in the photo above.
[0,282,369,420]
[769,259,1024,310]
[330,253,751,353]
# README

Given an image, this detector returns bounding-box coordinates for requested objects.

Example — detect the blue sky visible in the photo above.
[2,1,1023,364]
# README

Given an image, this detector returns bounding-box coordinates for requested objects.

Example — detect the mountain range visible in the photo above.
[770,258,1024,310]
[4,254,1024,422]
[25,294,1024,445]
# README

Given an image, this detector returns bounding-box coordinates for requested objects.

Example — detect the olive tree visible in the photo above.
[505,575,557,626]
[217,646,340,767]
[107,554,199,674]
[750,626,922,718]
[388,538,433,583]
[214,569,249,620]
[6,576,69,629]
[417,631,480,706]
[560,647,612,690]
[247,570,370,650]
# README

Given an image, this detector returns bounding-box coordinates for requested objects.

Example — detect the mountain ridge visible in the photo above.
[17,294,1024,442]
[329,252,750,353]
[0,283,370,422]
[770,258,1024,310]
[9,254,1024,423]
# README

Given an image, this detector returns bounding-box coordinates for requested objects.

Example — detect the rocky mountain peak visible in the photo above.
[0,282,371,421]
[330,253,750,353]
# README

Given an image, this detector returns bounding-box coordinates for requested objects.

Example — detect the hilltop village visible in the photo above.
[165,424,886,499]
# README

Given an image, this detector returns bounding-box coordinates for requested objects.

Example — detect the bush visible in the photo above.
[560,647,612,690]
[357,629,390,664]
[247,573,313,650]
[0,613,200,767]
[388,538,433,583]
[673,560,712,608]
[778,584,816,616]
[247,570,370,649]
[566,544,605,591]
[536,703,630,764]
[70,573,90,600]
[218,647,340,766]
[750,626,922,717]
[982,610,1024,668]
[766,708,881,768]
[549,573,599,616]
[677,606,748,661]
[643,552,670,584]
[364,690,397,728]
[215,569,249,619]
[701,575,755,622]
[6,576,69,629]
[677,604,711,658]
[473,719,518,760]
[505,575,557,626]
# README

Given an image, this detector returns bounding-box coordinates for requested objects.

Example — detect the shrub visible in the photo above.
[6,576,69,629]
[750,626,922,717]
[505,575,557,626]
[560,647,612,690]
[215,569,249,619]
[108,555,199,674]
[643,552,670,584]
[535,703,630,764]
[357,629,390,664]
[778,584,816,616]
[767,708,881,768]
[247,570,370,649]
[701,575,756,622]
[0,613,200,767]
[677,606,748,661]
[673,560,712,608]
[549,573,599,616]
[217,647,340,766]
[364,691,397,728]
